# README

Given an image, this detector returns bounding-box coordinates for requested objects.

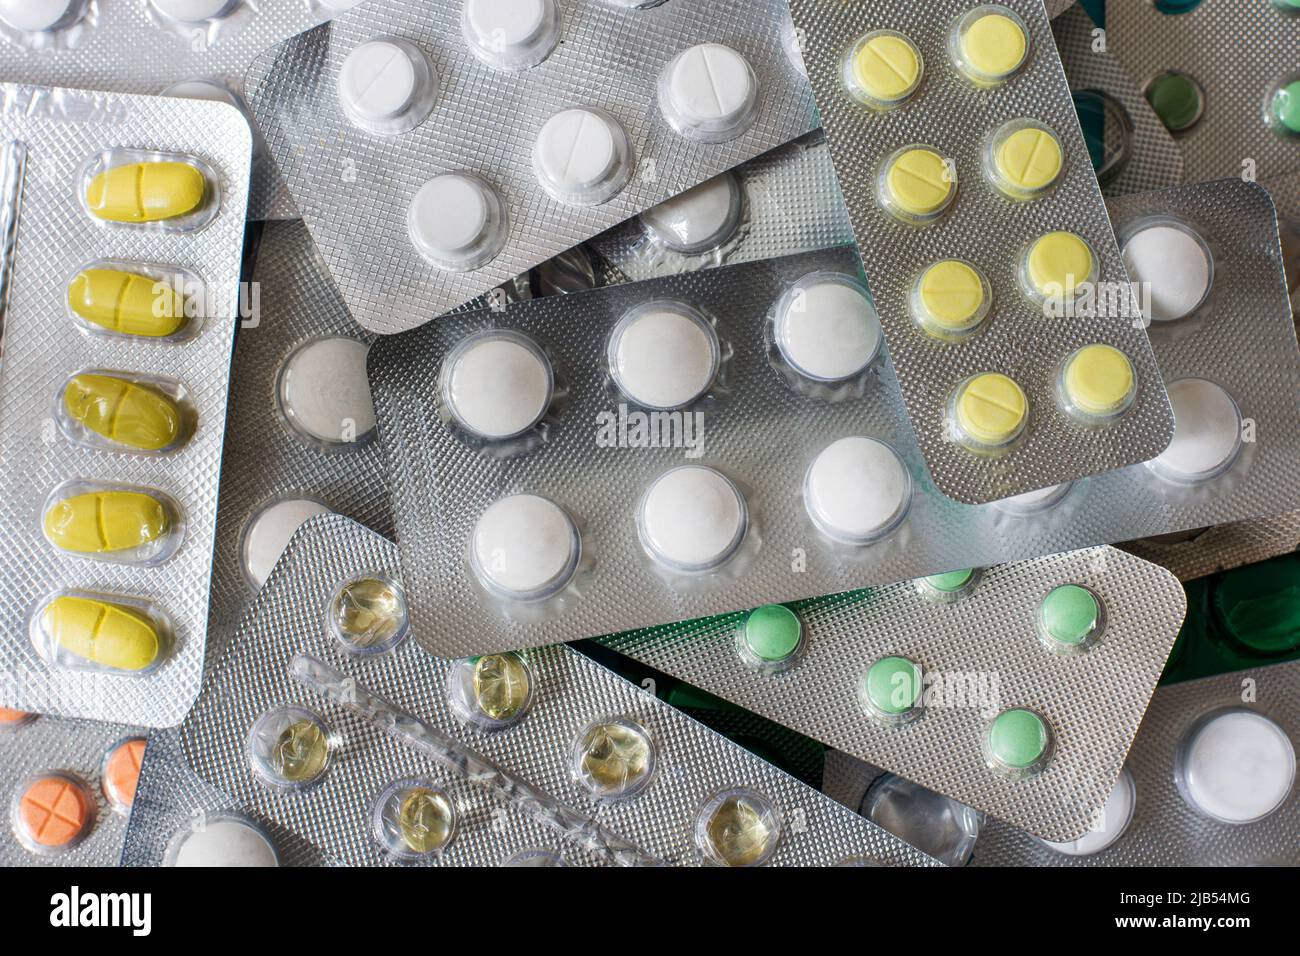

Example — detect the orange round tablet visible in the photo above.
[103,737,147,811]
[0,707,35,729]
[17,773,93,849]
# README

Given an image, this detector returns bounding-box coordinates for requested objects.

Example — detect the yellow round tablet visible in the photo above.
[882,147,955,221]
[1025,231,1094,299]
[1062,344,1135,419]
[954,373,1028,447]
[848,32,922,108]
[993,124,1063,197]
[959,11,1028,84]
[916,260,988,334]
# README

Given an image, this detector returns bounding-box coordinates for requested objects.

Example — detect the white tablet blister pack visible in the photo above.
[785,0,1174,504]
[241,0,818,332]
[0,86,251,727]
[180,515,938,868]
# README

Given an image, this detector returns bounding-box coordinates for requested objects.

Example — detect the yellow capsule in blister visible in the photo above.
[68,268,187,338]
[43,490,170,555]
[40,594,162,672]
[84,161,206,224]
[62,373,184,451]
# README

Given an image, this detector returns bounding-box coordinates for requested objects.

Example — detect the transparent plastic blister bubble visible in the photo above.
[0,0,95,52]
[972,662,1300,866]
[29,588,175,678]
[242,0,818,331]
[785,0,1174,505]
[180,514,941,868]
[0,87,251,727]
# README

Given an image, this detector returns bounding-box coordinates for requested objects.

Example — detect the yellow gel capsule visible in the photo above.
[1026,232,1094,299]
[994,126,1063,196]
[917,260,987,333]
[68,268,187,338]
[955,373,1028,447]
[40,595,161,672]
[63,373,184,452]
[43,491,169,555]
[883,148,954,219]
[850,32,922,107]
[84,161,206,224]
[960,12,1028,84]
[1063,344,1135,418]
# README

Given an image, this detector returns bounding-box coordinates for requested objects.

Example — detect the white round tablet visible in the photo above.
[533,107,632,206]
[408,171,508,272]
[166,816,280,867]
[1148,378,1242,484]
[804,436,912,544]
[1040,767,1135,856]
[775,272,882,382]
[338,37,437,134]
[637,465,747,573]
[991,481,1072,516]
[659,43,759,143]
[1122,222,1213,323]
[151,0,234,23]
[242,498,334,589]
[316,0,367,11]
[162,79,240,106]
[608,302,719,409]
[0,0,77,32]
[463,0,561,71]
[278,337,376,446]
[470,494,580,601]
[1178,709,1296,825]
[640,172,743,255]
[443,331,553,440]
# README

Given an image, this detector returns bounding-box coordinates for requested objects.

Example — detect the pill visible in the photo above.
[38,594,162,672]
[85,161,206,224]
[340,39,417,121]
[1271,79,1300,134]
[860,775,981,867]
[443,331,553,439]
[879,146,955,224]
[637,465,747,573]
[270,719,330,784]
[992,481,1072,516]
[242,498,334,589]
[43,489,170,555]
[278,337,376,446]
[167,816,280,867]
[954,7,1028,86]
[1145,71,1204,133]
[1061,343,1136,421]
[951,373,1028,449]
[1040,767,1136,856]
[803,436,912,545]
[379,785,456,855]
[989,121,1064,199]
[0,707,36,730]
[102,737,146,812]
[660,43,759,143]
[861,655,923,720]
[912,259,991,338]
[67,267,187,338]
[471,653,532,722]
[919,567,977,598]
[1122,222,1212,323]
[573,719,655,799]
[462,0,561,71]
[470,494,580,601]
[62,373,184,452]
[533,107,632,206]
[16,773,93,850]
[1037,583,1103,650]
[408,171,508,272]
[0,0,77,32]
[741,605,803,666]
[609,302,719,409]
[1023,231,1096,301]
[151,0,234,21]
[1178,710,1295,824]
[640,172,743,255]
[1149,378,1242,483]
[696,789,780,867]
[774,272,882,382]
[844,31,923,111]
[329,577,407,651]
[985,708,1053,774]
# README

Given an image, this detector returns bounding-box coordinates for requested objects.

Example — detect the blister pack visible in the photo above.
[242,0,817,332]
[1044,0,1074,18]
[181,514,938,868]
[971,661,1300,866]
[0,86,251,727]
[122,728,329,867]
[601,545,1187,841]
[1124,512,1300,585]
[784,0,1173,504]
[0,708,144,866]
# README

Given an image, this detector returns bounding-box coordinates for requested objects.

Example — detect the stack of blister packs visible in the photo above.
[0,0,1296,875]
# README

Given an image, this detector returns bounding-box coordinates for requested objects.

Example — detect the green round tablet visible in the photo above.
[1146,71,1204,132]
[987,709,1050,770]
[1273,81,1300,134]
[922,568,976,594]
[1039,584,1101,647]
[743,605,802,662]
[863,656,923,716]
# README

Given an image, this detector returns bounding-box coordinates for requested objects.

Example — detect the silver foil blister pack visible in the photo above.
[1124,513,1300,584]
[181,514,937,867]
[786,0,1173,504]
[243,0,817,331]
[0,86,252,726]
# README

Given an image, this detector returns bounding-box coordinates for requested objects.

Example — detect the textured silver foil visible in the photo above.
[1124,512,1300,584]
[181,514,938,867]
[243,0,818,331]
[1044,0,1075,17]
[786,0,1173,504]
[0,86,251,726]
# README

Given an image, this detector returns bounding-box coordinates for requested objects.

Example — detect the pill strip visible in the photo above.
[181,514,937,868]
[1125,511,1300,584]
[786,0,1173,504]
[243,0,816,332]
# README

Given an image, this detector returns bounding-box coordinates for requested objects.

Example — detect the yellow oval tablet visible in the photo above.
[1063,344,1135,418]
[1026,232,1094,299]
[68,268,187,338]
[960,11,1028,83]
[43,491,170,555]
[917,260,987,333]
[954,373,1028,446]
[994,125,1063,196]
[850,32,922,106]
[63,373,184,452]
[85,161,206,224]
[884,147,954,218]
[40,595,161,672]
